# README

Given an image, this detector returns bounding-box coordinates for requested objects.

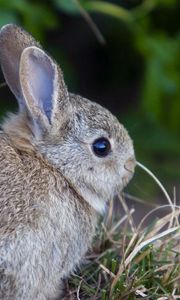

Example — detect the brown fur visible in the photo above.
[0,24,135,299]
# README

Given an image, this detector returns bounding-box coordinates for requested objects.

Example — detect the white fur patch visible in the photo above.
[81,188,107,214]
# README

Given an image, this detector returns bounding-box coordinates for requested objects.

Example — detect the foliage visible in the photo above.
[0,0,58,39]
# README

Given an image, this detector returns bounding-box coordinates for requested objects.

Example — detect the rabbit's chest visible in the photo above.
[37,192,97,278]
[0,187,97,299]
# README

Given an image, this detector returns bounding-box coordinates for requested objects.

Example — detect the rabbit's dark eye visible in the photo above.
[92,138,111,157]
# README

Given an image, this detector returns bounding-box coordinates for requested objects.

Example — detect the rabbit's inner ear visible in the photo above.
[20,46,59,130]
[26,51,54,122]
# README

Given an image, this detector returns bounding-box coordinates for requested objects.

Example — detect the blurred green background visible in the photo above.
[0,0,179,200]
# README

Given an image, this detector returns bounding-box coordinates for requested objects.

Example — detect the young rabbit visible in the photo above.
[0,24,135,300]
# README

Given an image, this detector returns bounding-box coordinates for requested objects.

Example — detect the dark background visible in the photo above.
[0,0,179,204]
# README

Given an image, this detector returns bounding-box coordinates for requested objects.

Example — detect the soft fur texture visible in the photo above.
[0,24,135,299]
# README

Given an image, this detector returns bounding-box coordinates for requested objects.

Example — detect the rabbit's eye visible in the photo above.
[92,138,111,157]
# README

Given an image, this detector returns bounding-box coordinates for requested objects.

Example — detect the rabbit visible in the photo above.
[0,24,136,300]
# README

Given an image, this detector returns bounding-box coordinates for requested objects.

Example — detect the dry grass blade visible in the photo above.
[144,209,180,240]
[136,161,174,211]
[124,226,179,266]
[99,263,115,278]
[73,0,106,45]
[109,208,135,235]
[118,194,136,233]
[137,204,180,231]
[135,287,147,297]
[137,160,180,230]
[157,297,180,300]
[123,192,158,207]
[76,279,83,300]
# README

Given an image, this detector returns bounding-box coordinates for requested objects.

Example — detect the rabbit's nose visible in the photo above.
[124,157,136,173]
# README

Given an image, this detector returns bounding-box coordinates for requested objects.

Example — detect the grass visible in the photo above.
[64,163,180,299]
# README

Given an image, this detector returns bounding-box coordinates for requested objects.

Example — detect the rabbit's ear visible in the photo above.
[19,46,69,135]
[0,24,41,111]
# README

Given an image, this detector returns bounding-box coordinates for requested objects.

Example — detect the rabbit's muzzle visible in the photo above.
[122,156,136,186]
[124,157,136,174]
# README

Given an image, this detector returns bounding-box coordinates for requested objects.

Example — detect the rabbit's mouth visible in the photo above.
[121,173,133,189]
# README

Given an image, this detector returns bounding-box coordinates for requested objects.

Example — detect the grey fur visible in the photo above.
[0,24,135,299]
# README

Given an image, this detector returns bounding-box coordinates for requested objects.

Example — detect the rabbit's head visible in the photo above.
[0,24,135,213]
